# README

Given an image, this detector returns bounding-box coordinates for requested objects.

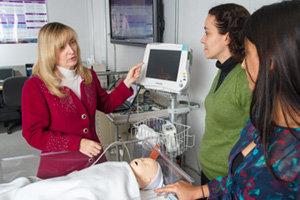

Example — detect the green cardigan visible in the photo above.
[199,63,252,180]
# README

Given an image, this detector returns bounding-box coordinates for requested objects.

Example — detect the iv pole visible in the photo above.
[169,0,179,123]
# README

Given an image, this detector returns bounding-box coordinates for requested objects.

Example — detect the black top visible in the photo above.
[231,151,244,173]
[215,57,238,92]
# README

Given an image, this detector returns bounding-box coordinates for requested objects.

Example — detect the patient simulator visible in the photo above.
[0,158,163,200]
[0,139,193,200]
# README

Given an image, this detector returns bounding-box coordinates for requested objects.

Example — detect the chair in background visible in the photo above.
[0,68,14,108]
[0,68,14,82]
[0,76,28,134]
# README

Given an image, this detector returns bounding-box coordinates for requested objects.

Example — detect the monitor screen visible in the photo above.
[109,0,164,46]
[146,50,181,82]
[138,43,191,94]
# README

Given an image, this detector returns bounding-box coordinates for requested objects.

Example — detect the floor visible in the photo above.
[0,122,40,183]
[0,122,39,159]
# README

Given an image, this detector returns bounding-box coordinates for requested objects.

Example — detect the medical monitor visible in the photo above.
[138,43,191,94]
[109,0,164,46]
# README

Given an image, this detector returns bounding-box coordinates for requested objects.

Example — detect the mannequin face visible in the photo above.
[130,158,159,189]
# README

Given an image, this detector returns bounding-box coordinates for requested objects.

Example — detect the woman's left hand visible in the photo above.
[154,180,203,200]
[124,62,143,88]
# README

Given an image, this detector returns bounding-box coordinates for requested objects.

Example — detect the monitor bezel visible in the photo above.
[138,43,190,94]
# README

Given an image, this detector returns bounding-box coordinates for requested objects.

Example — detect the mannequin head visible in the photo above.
[129,158,163,190]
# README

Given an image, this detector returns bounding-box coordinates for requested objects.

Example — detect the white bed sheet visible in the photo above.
[0,162,141,200]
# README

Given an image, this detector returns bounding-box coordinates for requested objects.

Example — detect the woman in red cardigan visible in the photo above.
[21,22,142,178]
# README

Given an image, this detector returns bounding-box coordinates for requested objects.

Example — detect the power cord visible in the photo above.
[90,141,131,167]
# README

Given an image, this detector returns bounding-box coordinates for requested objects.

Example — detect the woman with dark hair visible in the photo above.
[155,1,300,199]
[199,3,251,185]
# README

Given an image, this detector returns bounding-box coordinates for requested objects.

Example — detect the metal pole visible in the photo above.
[90,0,95,59]
[174,0,179,44]
[169,93,178,123]
[104,0,108,69]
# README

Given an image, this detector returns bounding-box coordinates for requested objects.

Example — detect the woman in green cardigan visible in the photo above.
[198,4,252,185]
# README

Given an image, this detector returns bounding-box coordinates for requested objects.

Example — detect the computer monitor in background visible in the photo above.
[138,43,191,94]
[0,68,14,83]
[25,64,33,77]
[109,0,164,46]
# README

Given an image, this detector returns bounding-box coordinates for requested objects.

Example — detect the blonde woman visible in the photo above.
[21,22,142,178]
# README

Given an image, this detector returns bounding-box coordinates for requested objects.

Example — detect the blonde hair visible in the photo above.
[32,22,92,98]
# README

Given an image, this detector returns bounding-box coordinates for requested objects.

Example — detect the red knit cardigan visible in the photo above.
[21,70,132,178]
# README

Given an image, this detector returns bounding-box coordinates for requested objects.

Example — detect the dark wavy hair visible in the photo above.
[243,0,300,182]
[209,4,250,63]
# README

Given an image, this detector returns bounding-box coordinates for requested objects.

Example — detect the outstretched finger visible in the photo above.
[135,62,144,68]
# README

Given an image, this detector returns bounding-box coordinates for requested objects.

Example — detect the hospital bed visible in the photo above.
[0,139,194,200]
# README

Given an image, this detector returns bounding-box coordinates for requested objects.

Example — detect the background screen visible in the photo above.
[110,0,153,40]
